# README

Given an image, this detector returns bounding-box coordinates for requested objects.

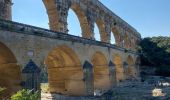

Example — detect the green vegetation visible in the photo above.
[11,89,40,100]
[139,36,170,76]
[0,87,6,94]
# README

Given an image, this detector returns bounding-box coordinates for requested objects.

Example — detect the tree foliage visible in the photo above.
[139,36,170,76]
[140,36,170,66]
[0,87,5,95]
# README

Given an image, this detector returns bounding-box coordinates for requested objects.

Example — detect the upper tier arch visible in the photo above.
[43,0,141,50]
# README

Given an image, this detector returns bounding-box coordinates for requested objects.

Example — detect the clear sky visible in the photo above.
[12,0,170,39]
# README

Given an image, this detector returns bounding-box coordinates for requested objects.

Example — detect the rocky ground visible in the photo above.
[41,76,170,100]
[109,82,170,100]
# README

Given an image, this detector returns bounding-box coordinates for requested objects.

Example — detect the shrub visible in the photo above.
[0,87,6,94]
[11,89,40,100]
[140,36,170,66]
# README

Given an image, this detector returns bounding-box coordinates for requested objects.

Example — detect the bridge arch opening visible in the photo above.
[45,45,85,96]
[113,54,124,83]
[111,31,116,44]
[67,9,82,37]
[0,42,21,98]
[112,27,121,46]
[68,3,91,38]
[43,0,59,31]
[94,23,101,41]
[95,19,108,42]
[91,51,110,94]
[127,55,136,78]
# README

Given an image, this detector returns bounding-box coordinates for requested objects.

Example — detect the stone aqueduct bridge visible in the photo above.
[0,0,141,97]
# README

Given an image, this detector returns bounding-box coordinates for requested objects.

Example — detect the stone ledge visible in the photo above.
[0,19,139,55]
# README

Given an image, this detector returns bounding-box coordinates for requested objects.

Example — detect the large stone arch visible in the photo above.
[43,0,141,46]
[43,0,92,38]
[91,51,110,94]
[111,27,122,46]
[45,45,85,96]
[127,55,136,78]
[113,54,124,83]
[95,19,108,43]
[69,3,92,38]
[0,42,21,98]
[43,0,59,31]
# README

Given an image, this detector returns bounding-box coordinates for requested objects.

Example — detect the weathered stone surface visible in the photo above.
[43,0,141,50]
[0,41,21,99]
[41,79,170,100]
[0,20,140,96]
[0,0,12,20]
[0,0,142,98]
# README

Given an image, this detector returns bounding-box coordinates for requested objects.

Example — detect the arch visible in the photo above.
[0,42,21,98]
[111,31,116,44]
[83,61,94,96]
[70,3,92,38]
[43,0,59,31]
[112,54,124,83]
[95,19,108,42]
[112,27,122,46]
[94,23,101,41]
[127,55,136,78]
[91,51,110,94]
[45,45,85,96]
[67,9,82,37]
[109,61,116,87]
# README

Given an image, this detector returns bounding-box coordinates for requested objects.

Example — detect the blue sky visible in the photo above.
[12,0,170,39]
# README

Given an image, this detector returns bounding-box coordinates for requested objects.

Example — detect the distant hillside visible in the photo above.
[139,36,170,76]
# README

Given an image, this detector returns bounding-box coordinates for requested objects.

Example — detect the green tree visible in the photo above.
[139,36,170,76]
[140,36,170,66]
